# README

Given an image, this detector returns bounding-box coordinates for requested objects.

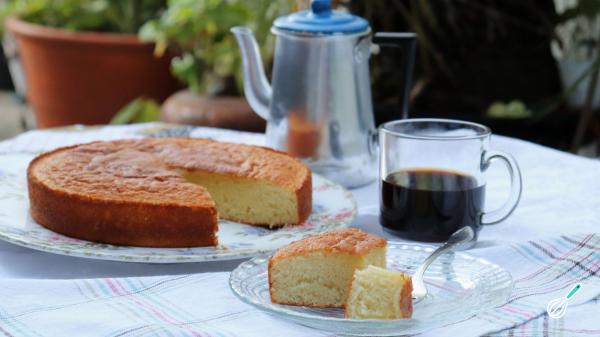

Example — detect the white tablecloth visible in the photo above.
[0,123,598,336]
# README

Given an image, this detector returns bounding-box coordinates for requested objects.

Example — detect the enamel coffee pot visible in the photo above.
[232,0,416,188]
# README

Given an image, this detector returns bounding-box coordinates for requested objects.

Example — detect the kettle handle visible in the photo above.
[372,32,417,119]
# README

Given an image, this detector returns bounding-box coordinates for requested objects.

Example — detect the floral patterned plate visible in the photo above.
[0,153,356,263]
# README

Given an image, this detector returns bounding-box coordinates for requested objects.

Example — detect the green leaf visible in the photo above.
[171,53,202,93]
[486,100,532,119]
[1,0,166,33]
[110,98,161,124]
[138,20,159,41]
[559,0,600,22]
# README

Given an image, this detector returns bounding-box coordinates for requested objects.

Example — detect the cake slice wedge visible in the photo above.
[268,228,386,308]
[345,265,413,319]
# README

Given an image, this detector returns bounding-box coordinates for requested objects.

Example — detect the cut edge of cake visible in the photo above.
[268,228,387,308]
[345,265,413,319]
[181,167,311,228]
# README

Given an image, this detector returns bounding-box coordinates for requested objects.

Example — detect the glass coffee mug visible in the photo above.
[379,119,522,242]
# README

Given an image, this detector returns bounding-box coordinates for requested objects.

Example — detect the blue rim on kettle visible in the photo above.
[273,0,369,34]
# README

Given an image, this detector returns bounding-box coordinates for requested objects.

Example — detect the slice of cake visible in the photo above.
[345,265,413,319]
[268,228,386,308]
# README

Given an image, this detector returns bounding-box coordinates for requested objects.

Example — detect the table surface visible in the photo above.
[0,124,598,280]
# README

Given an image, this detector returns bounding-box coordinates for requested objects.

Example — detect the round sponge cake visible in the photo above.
[27,138,312,248]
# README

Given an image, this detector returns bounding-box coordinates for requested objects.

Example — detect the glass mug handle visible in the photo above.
[480,150,523,225]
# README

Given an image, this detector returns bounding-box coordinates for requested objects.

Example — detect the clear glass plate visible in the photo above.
[229,242,513,336]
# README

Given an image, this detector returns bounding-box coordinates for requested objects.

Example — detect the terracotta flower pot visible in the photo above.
[5,17,180,128]
[160,90,265,132]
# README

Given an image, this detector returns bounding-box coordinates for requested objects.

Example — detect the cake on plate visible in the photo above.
[27,138,312,248]
[268,228,386,307]
[345,265,413,319]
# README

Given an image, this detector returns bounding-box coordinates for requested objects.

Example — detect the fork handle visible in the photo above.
[412,227,475,300]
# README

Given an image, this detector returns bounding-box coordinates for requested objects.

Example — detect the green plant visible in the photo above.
[139,0,294,96]
[551,0,600,151]
[110,98,162,124]
[486,100,533,119]
[1,0,166,34]
[553,0,600,60]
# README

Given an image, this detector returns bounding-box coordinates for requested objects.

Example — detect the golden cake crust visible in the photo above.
[269,228,387,262]
[27,138,312,247]
[268,229,387,307]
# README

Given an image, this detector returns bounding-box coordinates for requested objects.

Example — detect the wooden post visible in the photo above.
[571,43,600,153]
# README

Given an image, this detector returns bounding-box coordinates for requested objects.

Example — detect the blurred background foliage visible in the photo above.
[554,0,600,60]
[349,0,560,120]
[0,0,295,96]
[347,0,600,150]
[0,0,166,33]
[1,0,599,151]
[139,0,294,96]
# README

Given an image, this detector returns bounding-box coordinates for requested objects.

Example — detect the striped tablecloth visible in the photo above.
[0,123,599,336]
[0,234,598,337]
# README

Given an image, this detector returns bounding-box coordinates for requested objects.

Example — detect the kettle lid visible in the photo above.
[274,0,368,35]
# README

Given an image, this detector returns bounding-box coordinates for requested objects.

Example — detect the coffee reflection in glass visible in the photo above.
[379,119,522,242]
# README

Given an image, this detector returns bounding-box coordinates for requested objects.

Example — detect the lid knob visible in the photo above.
[273,0,368,34]
[311,0,332,16]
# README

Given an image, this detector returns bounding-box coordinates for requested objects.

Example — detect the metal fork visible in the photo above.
[412,226,476,303]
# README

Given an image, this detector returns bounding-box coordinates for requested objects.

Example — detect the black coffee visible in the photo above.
[380,169,485,242]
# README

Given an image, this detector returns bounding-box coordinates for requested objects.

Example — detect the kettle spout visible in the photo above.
[231,27,272,120]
